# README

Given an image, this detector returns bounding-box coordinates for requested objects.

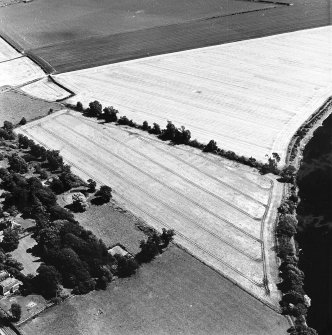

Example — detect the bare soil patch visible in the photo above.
[20,246,289,335]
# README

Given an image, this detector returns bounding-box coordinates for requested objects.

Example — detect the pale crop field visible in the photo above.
[17,110,283,307]
[0,37,20,62]
[20,77,71,101]
[0,56,45,87]
[56,26,332,164]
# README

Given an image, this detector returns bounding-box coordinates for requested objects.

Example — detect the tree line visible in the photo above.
[276,185,318,335]
[72,100,296,176]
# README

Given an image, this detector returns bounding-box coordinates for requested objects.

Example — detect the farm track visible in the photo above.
[20,127,265,287]
[41,122,262,261]
[25,1,329,73]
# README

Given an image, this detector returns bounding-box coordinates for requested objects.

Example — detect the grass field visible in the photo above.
[17,110,282,306]
[11,235,41,275]
[57,26,332,164]
[0,1,329,73]
[20,246,289,335]
[74,202,147,255]
[0,89,63,125]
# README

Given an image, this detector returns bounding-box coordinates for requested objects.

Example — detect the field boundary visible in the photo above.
[48,75,75,100]
[0,31,24,54]
[285,96,332,167]
[25,51,55,75]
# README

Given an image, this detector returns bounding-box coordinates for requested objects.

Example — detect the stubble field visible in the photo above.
[57,26,332,164]
[17,110,283,307]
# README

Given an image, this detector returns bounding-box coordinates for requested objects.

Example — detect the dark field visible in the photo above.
[1,0,329,73]
[21,246,289,335]
[0,0,276,49]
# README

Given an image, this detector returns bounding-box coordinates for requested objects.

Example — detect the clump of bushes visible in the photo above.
[136,228,175,263]
[0,121,15,140]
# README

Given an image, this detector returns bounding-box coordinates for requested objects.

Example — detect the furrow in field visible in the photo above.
[48,117,263,246]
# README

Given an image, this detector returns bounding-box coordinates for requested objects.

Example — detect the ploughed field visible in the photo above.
[0,0,329,73]
[17,110,283,307]
[57,26,332,163]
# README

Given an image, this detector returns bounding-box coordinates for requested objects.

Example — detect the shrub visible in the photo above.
[0,229,19,252]
[76,101,83,112]
[204,140,218,153]
[46,150,63,171]
[10,303,22,322]
[49,178,65,194]
[71,193,88,212]
[142,121,149,131]
[277,214,297,237]
[39,169,48,180]
[87,179,96,193]
[8,154,28,173]
[277,236,294,259]
[160,228,175,248]
[95,185,112,203]
[48,205,74,222]
[103,106,118,123]
[115,254,139,278]
[85,101,102,118]
[19,117,27,125]
[150,123,161,135]
[281,165,297,183]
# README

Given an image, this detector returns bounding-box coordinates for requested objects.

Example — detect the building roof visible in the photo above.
[0,277,21,291]
[108,245,129,257]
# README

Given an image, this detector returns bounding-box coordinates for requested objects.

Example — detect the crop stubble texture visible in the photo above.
[57,26,332,163]
[17,110,282,306]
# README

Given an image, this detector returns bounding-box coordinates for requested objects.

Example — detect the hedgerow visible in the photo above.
[73,101,287,175]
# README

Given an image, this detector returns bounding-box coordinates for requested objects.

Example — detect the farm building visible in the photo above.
[108,245,129,257]
[0,277,22,296]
